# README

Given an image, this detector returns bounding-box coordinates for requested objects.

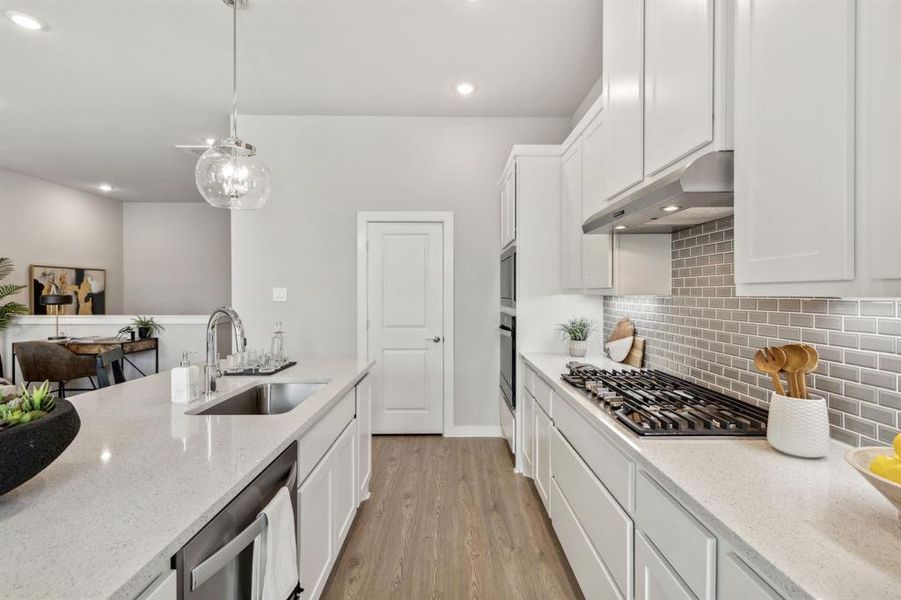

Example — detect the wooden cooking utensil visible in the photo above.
[754,346,787,396]
[798,344,819,399]
[625,337,645,368]
[609,318,635,342]
[781,344,811,399]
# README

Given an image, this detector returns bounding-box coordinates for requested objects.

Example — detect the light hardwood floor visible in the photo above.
[321,435,584,600]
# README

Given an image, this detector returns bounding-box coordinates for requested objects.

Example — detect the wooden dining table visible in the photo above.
[10,337,159,385]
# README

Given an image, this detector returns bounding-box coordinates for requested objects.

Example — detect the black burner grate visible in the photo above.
[561,362,768,437]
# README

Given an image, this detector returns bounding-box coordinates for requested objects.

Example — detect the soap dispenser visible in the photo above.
[171,351,199,404]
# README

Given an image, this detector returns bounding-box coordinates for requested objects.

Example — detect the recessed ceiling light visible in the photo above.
[454,81,476,96]
[662,205,681,212]
[614,225,627,230]
[4,10,45,31]
[202,137,217,146]
[98,183,113,192]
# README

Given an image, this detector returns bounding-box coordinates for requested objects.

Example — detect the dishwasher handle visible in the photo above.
[190,462,297,592]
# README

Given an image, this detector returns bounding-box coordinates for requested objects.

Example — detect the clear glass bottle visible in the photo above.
[270,321,285,366]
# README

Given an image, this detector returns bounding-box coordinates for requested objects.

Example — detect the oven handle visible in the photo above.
[499,327,513,336]
[190,462,297,592]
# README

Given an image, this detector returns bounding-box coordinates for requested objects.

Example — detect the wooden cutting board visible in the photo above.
[624,336,645,368]
[608,318,635,343]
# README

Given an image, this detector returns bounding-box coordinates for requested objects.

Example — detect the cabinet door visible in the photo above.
[533,402,552,511]
[356,375,372,500]
[582,233,613,290]
[500,165,516,249]
[500,393,514,454]
[719,552,781,600]
[603,0,645,198]
[860,0,901,281]
[561,139,585,291]
[136,570,176,600]
[644,0,714,175]
[635,532,696,600]
[298,452,333,600]
[582,112,609,222]
[520,386,535,477]
[734,0,855,284]
[332,422,357,548]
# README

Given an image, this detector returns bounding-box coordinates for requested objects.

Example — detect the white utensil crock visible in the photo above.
[568,340,587,357]
[767,392,829,458]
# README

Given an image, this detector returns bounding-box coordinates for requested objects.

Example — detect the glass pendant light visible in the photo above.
[195,0,271,210]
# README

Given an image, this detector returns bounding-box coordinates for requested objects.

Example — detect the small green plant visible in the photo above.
[558,317,596,342]
[131,315,166,335]
[0,381,56,428]
[0,257,28,333]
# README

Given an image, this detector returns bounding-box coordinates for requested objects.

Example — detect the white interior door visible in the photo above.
[367,221,444,433]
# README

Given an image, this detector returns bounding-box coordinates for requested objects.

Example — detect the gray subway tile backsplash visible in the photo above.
[604,217,901,448]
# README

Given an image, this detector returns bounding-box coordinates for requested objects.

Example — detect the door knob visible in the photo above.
[427,336,442,343]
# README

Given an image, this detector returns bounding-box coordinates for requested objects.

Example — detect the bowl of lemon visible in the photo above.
[845,434,901,524]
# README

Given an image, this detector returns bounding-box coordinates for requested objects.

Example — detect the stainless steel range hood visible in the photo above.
[582,150,734,234]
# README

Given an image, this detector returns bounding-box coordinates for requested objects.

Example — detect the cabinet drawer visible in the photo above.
[298,390,355,484]
[532,375,553,416]
[136,570,176,600]
[636,472,715,600]
[550,480,625,600]
[635,531,697,600]
[719,551,782,600]
[552,428,633,599]
[522,364,536,398]
[554,395,634,511]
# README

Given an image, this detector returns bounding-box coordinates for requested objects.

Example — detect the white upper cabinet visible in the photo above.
[500,163,516,250]
[734,0,901,296]
[644,0,714,176]
[601,0,645,200]
[734,0,855,286]
[581,111,609,222]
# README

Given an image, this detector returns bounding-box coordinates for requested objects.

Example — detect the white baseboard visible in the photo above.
[444,425,504,438]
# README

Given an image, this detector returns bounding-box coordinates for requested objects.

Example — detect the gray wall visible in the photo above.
[0,169,124,312]
[232,115,571,428]
[122,202,231,314]
[605,217,901,447]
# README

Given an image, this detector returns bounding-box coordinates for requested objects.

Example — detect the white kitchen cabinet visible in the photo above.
[500,162,516,249]
[533,400,552,511]
[582,111,610,222]
[734,0,855,286]
[635,532,697,600]
[135,570,176,600]
[332,422,357,547]
[356,374,372,501]
[719,551,782,600]
[561,136,614,292]
[602,0,645,199]
[644,0,714,176]
[298,443,333,600]
[735,0,901,297]
[500,392,515,455]
[520,384,534,478]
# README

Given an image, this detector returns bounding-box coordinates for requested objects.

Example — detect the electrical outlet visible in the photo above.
[272,287,288,302]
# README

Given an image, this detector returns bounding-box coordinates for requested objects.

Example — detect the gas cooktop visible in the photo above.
[561,362,768,437]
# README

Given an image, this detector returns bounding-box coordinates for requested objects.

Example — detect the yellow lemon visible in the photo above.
[870,454,901,484]
[893,433,901,459]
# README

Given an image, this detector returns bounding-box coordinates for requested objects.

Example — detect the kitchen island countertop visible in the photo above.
[0,358,372,600]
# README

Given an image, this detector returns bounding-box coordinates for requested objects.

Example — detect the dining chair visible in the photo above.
[95,348,126,388]
[15,341,97,398]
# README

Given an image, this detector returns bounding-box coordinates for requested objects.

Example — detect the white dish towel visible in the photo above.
[252,486,299,600]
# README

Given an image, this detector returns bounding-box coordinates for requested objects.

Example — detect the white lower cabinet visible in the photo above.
[719,550,782,600]
[298,449,334,600]
[500,393,515,454]
[533,400,552,511]
[356,374,372,500]
[635,531,697,600]
[520,385,534,477]
[552,429,633,599]
[135,570,176,600]
[332,422,357,546]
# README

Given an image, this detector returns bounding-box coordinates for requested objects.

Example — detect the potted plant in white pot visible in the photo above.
[558,317,595,358]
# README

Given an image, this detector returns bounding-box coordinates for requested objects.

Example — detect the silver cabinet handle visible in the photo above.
[427,336,442,343]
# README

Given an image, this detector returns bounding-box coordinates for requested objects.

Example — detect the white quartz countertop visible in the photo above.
[522,353,901,600]
[0,358,372,600]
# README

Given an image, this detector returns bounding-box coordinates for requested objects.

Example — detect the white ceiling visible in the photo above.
[0,0,602,202]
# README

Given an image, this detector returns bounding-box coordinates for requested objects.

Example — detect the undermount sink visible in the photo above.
[196,382,328,416]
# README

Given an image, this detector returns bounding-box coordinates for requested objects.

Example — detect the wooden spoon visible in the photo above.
[798,344,819,399]
[754,346,787,396]
[781,344,811,398]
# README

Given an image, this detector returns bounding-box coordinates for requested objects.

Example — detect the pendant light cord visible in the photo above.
[231,0,238,139]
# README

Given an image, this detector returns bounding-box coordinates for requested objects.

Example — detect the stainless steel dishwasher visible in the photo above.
[175,442,298,600]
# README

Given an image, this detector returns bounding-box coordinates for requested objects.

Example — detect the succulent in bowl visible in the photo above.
[0,381,56,428]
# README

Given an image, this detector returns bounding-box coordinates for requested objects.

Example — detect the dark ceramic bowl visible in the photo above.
[0,399,80,496]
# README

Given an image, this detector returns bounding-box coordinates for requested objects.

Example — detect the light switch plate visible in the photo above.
[272,287,288,302]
